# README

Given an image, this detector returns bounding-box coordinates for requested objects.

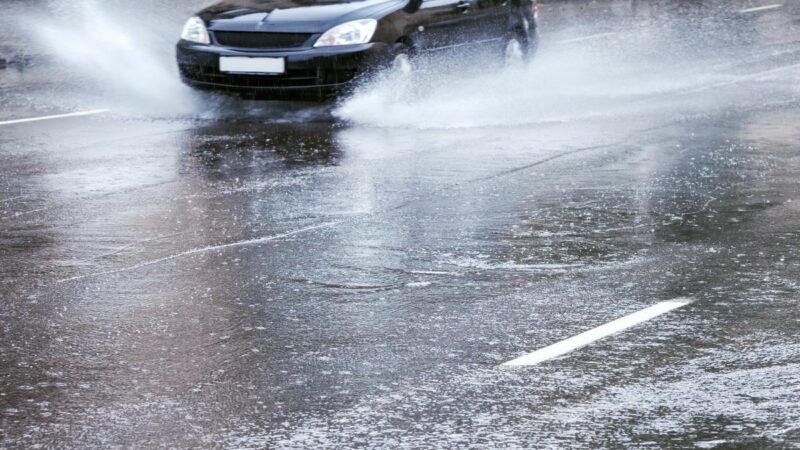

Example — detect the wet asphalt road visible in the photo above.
[2,1,800,448]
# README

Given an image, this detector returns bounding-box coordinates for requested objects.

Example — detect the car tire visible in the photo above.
[392,54,412,75]
[506,17,538,62]
[389,43,413,75]
[525,25,540,58]
[505,38,525,65]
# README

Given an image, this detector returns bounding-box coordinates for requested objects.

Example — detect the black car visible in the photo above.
[176,0,538,98]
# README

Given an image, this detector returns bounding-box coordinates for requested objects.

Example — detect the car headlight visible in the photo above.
[314,19,378,47]
[181,16,210,45]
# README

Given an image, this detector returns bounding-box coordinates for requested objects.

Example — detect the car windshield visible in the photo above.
[202,0,373,19]
[214,0,370,8]
[292,0,370,3]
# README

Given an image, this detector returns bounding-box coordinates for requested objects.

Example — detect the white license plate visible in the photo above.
[219,57,285,74]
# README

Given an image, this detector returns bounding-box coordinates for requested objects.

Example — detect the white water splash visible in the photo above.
[335,26,800,130]
[32,0,197,113]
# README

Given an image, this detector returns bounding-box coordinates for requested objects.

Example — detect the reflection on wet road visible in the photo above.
[2,0,800,448]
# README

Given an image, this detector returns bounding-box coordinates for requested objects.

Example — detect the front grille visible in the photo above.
[213,31,313,49]
[179,65,359,89]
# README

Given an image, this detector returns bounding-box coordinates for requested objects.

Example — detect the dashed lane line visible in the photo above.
[557,32,619,45]
[502,298,694,367]
[738,4,783,14]
[56,222,340,284]
[0,109,110,127]
[677,62,800,95]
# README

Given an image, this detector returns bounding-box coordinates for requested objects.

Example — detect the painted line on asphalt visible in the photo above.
[56,221,340,284]
[502,298,693,367]
[678,62,800,95]
[558,32,619,45]
[0,109,110,127]
[738,3,782,14]
[0,196,26,204]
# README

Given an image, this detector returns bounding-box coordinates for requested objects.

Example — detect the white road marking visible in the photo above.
[558,32,619,45]
[0,109,110,127]
[82,232,187,263]
[738,3,782,14]
[409,270,458,276]
[1,207,49,220]
[502,298,694,367]
[56,221,339,284]
[0,196,26,204]
[679,62,800,95]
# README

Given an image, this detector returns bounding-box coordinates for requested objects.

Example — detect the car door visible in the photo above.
[459,0,509,43]
[408,0,475,51]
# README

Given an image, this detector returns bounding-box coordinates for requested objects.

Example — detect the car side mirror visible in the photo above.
[405,0,423,13]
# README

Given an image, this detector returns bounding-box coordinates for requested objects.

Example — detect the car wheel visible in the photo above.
[525,24,540,58]
[389,43,413,76]
[392,53,412,76]
[505,38,525,65]
[505,16,538,63]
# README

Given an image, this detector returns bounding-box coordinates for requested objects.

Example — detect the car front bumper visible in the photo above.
[176,41,391,98]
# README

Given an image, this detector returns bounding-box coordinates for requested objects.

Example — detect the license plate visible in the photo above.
[219,57,285,74]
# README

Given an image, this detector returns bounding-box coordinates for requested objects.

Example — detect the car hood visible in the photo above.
[200,0,402,33]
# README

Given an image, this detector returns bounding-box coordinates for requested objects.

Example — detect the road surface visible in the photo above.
[1,0,799,448]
